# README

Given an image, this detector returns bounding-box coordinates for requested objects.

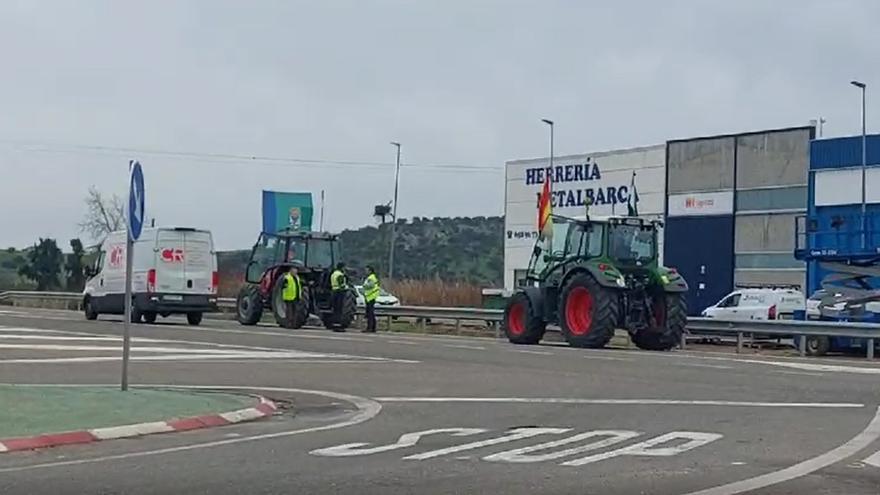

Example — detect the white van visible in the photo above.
[702,287,804,320]
[83,227,219,325]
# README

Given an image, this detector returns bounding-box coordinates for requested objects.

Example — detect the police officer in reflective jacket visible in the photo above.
[329,262,348,332]
[281,263,303,329]
[362,265,380,333]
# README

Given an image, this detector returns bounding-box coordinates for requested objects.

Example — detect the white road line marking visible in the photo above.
[0,326,416,364]
[373,397,864,408]
[864,450,880,468]
[512,349,553,356]
[673,363,734,370]
[311,428,487,457]
[388,340,419,345]
[483,430,641,463]
[581,355,635,362]
[772,370,826,377]
[562,431,723,466]
[0,385,382,473]
[402,428,569,460]
[443,344,486,351]
[684,406,880,495]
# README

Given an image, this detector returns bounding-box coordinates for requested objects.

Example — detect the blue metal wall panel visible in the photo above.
[664,215,735,315]
[810,135,880,170]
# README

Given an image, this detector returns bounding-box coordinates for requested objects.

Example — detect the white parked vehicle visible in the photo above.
[83,227,219,325]
[701,287,804,320]
[353,285,400,307]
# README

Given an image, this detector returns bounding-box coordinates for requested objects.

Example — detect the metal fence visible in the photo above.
[1,291,878,359]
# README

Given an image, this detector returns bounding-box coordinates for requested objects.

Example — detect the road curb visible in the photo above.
[0,396,277,453]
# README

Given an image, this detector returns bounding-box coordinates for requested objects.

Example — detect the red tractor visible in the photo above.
[235,230,357,329]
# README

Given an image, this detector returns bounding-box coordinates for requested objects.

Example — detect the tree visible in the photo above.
[65,238,86,291]
[19,238,64,291]
[79,186,125,241]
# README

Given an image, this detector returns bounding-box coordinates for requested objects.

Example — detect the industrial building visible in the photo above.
[503,125,816,316]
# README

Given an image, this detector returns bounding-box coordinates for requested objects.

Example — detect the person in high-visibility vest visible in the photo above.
[329,262,348,332]
[281,264,302,328]
[362,265,380,333]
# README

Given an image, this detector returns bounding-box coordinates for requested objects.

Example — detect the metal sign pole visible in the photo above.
[121,160,144,392]
[122,233,133,391]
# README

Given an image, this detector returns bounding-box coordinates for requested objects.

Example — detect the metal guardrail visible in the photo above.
[1,291,877,359]
[687,317,878,359]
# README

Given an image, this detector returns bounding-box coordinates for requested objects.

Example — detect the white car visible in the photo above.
[83,227,219,325]
[354,285,400,307]
[702,288,804,320]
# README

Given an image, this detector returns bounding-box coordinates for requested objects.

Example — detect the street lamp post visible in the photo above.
[851,81,867,249]
[541,119,554,187]
[389,142,401,279]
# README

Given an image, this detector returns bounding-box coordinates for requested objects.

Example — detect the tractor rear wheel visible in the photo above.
[632,292,687,351]
[236,284,263,326]
[558,273,617,348]
[503,292,546,345]
[338,290,356,329]
[272,281,289,327]
[291,288,311,329]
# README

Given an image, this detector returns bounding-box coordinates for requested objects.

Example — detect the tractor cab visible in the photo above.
[527,215,662,284]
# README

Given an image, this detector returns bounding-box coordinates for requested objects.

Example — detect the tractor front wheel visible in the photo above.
[558,273,617,348]
[632,292,687,351]
[503,292,546,345]
[236,285,264,326]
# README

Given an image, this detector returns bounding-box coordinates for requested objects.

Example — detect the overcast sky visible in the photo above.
[0,0,877,250]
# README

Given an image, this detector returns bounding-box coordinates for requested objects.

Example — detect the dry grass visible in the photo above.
[385,278,482,307]
[218,271,245,298]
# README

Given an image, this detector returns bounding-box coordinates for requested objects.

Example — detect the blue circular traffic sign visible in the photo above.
[128,161,145,241]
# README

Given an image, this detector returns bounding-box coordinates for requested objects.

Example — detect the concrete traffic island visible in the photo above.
[0,385,276,453]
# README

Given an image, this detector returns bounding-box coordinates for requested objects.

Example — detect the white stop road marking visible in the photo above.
[311,427,723,466]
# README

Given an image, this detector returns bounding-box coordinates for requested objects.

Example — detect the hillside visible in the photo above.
[339,216,503,285]
[0,248,35,291]
[216,216,504,295]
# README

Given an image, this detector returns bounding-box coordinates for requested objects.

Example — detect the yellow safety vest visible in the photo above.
[364,273,380,303]
[330,270,345,291]
[282,273,300,301]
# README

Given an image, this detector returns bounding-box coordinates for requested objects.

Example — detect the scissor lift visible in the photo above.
[795,213,880,322]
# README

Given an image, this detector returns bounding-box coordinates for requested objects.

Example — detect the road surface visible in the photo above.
[0,307,878,494]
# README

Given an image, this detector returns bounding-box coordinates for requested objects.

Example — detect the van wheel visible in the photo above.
[142,312,157,324]
[84,297,98,321]
[187,312,203,326]
[131,307,143,324]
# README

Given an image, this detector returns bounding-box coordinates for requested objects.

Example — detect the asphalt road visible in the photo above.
[1,307,879,494]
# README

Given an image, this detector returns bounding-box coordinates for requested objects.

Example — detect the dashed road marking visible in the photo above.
[512,349,554,356]
[443,344,486,351]
[0,327,417,364]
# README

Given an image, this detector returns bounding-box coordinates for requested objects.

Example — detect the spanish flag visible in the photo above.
[538,174,552,237]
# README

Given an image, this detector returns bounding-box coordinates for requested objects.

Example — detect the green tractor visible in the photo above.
[236,230,357,330]
[503,214,688,350]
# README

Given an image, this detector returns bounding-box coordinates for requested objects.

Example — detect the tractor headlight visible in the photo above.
[616,276,626,287]
[660,275,670,285]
